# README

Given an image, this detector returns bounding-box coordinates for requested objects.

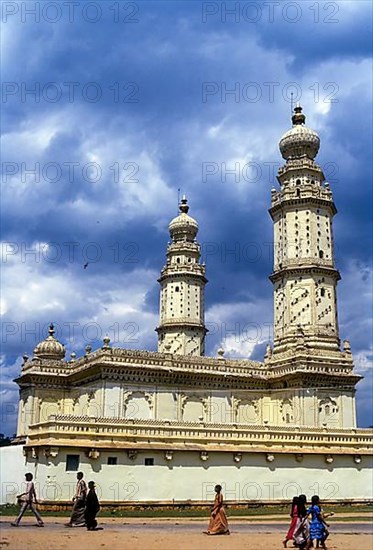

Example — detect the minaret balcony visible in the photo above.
[278,157,323,174]
[270,262,341,283]
[159,264,207,279]
[156,318,206,329]
[167,241,201,253]
[270,192,336,216]
[274,257,335,270]
[276,185,333,200]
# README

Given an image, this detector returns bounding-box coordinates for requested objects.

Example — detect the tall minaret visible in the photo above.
[269,105,341,353]
[156,196,207,356]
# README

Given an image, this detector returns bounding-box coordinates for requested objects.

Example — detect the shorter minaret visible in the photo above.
[156,196,207,356]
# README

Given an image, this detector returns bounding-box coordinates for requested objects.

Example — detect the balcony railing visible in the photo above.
[25,415,373,454]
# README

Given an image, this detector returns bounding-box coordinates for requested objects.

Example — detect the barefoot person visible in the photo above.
[84,481,101,531]
[283,496,299,547]
[11,473,44,527]
[293,494,309,550]
[305,495,332,549]
[66,472,87,527]
[204,484,230,535]
[316,498,334,548]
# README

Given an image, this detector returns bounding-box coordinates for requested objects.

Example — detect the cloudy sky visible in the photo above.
[1,0,372,433]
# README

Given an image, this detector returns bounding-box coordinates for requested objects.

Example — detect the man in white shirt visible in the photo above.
[65,471,87,527]
[11,473,44,527]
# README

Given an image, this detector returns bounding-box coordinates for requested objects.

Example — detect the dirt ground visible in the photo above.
[1,517,372,550]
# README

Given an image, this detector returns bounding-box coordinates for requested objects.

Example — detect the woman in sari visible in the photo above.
[204,485,230,535]
[283,496,299,547]
[293,494,309,550]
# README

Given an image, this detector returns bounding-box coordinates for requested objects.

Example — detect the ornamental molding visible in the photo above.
[123,390,154,415]
[15,343,361,398]
[180,393,209,417]
[279,398,293,414]
[26,415,373,456]
[269,196,337,217]
[270,266,341,283]
[232,395,260,418]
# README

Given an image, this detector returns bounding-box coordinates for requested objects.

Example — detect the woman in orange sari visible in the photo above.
[204,485,230,535]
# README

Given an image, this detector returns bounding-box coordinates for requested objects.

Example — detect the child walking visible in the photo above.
[306,495,333,549]
[283,496,299,547]
[11,473,44,527]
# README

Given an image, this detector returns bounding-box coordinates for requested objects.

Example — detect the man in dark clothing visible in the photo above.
[84,481,101,531]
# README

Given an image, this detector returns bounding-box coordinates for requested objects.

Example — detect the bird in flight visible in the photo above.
[83,262,89,269]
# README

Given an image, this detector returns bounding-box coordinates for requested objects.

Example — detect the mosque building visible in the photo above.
[2,106,372,505]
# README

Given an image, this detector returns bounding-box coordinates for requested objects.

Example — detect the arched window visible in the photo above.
[296,179,301,185]
[320,288,325,297]
[319,250,324,259]
[175,286,179,292]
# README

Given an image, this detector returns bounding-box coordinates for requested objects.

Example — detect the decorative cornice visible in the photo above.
[24,416,373,455]
[269,195,337,217]
[269,265,341,283]
[15,344,363,392]
[158,269,207,284]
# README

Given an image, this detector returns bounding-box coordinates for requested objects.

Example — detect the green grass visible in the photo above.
[1,503,372,519]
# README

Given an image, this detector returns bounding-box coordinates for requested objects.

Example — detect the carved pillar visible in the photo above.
[16,396,24,436]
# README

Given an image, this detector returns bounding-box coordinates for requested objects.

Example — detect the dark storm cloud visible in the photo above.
[1,0,371,433]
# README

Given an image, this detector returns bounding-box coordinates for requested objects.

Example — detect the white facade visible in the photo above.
[2,445,372,504]
[5,106,372,504]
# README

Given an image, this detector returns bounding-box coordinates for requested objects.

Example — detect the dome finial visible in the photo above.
[33,322,65,360]
[179,195,189,214]
[168,195,198,241]
[292,103,306,126]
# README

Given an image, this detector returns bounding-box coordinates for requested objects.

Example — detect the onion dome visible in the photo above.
[33,323,65,360]
[168,196,198,242]
[279,104,320,160]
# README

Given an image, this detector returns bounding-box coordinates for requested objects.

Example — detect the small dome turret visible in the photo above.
[33,323,65,360]
[279,104,320,160]
[169,196,198,242]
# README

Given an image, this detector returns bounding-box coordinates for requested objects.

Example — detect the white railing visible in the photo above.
[26,415,373,451]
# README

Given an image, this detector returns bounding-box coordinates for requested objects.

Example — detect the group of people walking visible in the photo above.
[12,472,101,531]
[283,494,333,549]
[11,474,333,548]
[203,486,333,549]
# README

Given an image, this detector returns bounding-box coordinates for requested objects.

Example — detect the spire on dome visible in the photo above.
[179,195,189,214]
[279,104,320,161]
[168,195,198,242]
[33,322,65,361]
[292,103,306,126]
